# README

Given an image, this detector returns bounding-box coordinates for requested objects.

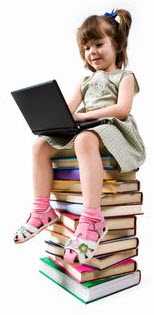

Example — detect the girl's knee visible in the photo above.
[32,137,55,157]
[74,131,100,153]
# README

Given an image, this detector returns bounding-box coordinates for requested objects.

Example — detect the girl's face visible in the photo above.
[84,34,117,72]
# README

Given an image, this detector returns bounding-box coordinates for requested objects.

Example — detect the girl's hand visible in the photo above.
[73,112,90,121]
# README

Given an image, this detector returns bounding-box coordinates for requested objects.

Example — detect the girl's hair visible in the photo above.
[77,9,132,71]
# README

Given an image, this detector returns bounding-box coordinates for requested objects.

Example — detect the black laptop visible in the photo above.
[11,80,109,136]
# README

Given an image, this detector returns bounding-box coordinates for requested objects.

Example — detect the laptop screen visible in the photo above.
[11,81,76,132]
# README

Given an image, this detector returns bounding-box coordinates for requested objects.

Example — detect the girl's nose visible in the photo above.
[89,45,97,54]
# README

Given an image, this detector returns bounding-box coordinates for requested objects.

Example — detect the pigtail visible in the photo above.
[116,9,132,37]
[115,9,132,68]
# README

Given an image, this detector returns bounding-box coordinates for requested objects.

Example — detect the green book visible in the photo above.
[39,257,141,304]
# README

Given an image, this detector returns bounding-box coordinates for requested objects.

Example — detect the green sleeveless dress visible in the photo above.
[44,69,146,172]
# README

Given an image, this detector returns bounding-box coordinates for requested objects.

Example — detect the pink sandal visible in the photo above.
[64,214,107,264]
[14,206,59,244]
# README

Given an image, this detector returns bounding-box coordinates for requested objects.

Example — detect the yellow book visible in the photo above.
[52,179,140,194]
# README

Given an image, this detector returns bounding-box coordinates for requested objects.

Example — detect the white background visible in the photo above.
[0,0,153,314]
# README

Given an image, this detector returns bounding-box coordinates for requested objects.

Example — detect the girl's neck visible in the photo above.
[102,64,118,73]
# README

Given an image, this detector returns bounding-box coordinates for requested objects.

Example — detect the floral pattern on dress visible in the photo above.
[84,72,110,107]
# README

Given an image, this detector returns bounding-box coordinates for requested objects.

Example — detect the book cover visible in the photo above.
[39,257,141,303]
[54,211,137,231]
[52,179,140,194]
[53,168,137,181]
[47,222,136,240]
[47,247,138,270]
[45,236,139,257]
[50,200,143,217]
[50,191,143,206]
[52,156,118,170]
[45,257,137,282]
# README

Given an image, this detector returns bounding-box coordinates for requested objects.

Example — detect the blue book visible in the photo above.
[52,156,118,170]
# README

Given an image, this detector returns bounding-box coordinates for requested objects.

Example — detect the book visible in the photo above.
[54,211,137,232]
[53,168,138,181]
[45,236,139,257]
[47,248,138,270]
[47,222,136,241]
[50,191,143,206]
[52,156,118,170]
[46,226,136,246]
[44,257,137,283]
[51,200,143,216]
[54,148,77,158]
[86,248,138,270]
[52,179,140,194]
[54,147,110,159]
[39,257,141,303]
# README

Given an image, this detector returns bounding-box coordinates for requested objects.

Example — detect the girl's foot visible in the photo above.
[14,206,59,244]
[64,214,107,264]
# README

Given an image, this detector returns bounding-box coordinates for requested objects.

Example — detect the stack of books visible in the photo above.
[39,149,143,303]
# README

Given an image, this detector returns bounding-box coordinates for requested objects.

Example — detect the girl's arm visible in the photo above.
[74,74,135,121]
[67,83,83,114]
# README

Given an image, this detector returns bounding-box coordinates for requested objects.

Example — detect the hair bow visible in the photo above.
[104,9,121,24]
[104,9,117,18]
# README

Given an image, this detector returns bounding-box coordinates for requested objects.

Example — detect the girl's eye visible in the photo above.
[85,46,90,51]
[96,43,104,47]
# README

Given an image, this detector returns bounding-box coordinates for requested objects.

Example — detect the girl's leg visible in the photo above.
[14,137,59,243]
[64,131,107,263]
[74,131,104,211]
[32,137,58,197]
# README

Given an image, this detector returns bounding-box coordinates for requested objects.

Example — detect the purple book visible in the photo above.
[53,168,80,180]
[53,163,117,180]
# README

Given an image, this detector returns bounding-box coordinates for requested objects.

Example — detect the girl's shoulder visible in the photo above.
[109,69,140,94]
[80,72,94,95]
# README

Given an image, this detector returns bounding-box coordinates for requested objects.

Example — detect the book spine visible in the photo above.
[134,216,137,235]
[53,168,138,181]
[140,191,143,204]
[136,236,139,248]
[52,156,118,170]
[53,169,80,180]
[50,191,143,206]
[89,249,138,270]
[137,180,140,191]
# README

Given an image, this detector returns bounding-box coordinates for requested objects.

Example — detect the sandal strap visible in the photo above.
[64,236,97,264]
[16,224,38,237]
[14,207,58,243]
[15,223,39,242]
[64,216,107,264]
[29,207,57,226]
[75,215,106,241]
[15,228,25,242]
[64,249,77,264]
[23,223,39,233]
[65,236,96,251]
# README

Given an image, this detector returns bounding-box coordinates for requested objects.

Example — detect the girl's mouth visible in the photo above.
[92,58,102,62]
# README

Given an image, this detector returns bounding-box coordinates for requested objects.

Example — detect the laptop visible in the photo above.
[11,80,109,136]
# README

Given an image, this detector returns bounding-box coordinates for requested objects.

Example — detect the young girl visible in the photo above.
[14,9,146,264]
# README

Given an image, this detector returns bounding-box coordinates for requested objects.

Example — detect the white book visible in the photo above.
[50,200,143,217]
